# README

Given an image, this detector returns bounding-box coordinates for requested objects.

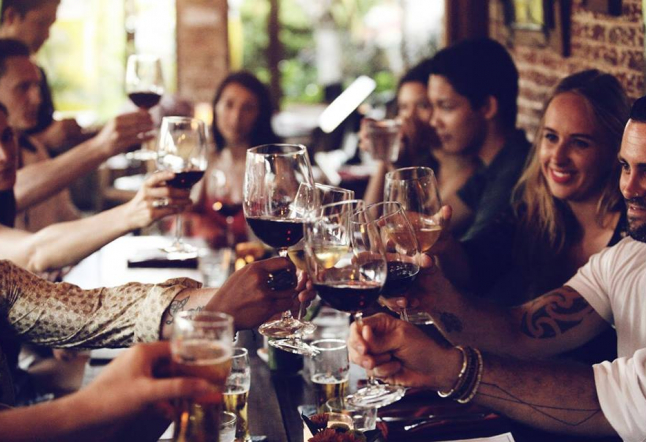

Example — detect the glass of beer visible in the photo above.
[310,339,350,412]
[224,348,251,442]
[171,311,234,442]
[365,118,403,163]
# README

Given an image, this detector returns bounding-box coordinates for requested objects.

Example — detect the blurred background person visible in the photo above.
[184,71,281,247]
[362,57,477,235]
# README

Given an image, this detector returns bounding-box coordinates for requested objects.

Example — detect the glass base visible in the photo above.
[402,311,434,325]
[258,316,305,339]
[346,383,406,408]
[301,321,317,335]
[125,149,157,161]
[162,241,198,259]
[268,338,319,357]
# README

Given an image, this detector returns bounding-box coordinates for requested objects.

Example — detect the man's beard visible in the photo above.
[626,198,646,242]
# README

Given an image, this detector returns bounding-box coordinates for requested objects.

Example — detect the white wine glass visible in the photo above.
[385,166,443,324]
[157,116,208,257]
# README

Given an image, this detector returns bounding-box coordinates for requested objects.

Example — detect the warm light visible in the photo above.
[194,102,213,127]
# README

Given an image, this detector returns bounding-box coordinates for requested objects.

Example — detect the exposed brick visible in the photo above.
[490,0,644,135]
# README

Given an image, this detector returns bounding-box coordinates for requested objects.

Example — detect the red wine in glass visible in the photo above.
[381,261,420,299]
[214,202,243,218]
[167,170,205,189]
[245,217,304,250]
[313,281,382,312]
[128,91,162,110]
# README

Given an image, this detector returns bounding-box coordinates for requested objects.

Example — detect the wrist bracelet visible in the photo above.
[457,347,483,404]
[437,345,468,398]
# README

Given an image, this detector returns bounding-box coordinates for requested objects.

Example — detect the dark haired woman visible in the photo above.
[187,71,281,247]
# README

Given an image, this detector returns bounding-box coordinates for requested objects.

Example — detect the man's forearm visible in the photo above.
[15,137,106,211]
[3,204,135,273]
[473,353,616,437]
[159,288,214,339]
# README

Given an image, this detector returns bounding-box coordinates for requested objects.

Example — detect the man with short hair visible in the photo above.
[428,38,530,241]
[0,0,83,152]
[0,38,153,231]
[348,96,646,441]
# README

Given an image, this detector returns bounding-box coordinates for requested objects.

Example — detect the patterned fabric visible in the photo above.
[0,260,201,405]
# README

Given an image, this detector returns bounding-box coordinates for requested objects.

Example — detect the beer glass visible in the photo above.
[310,339,350,412]
[365,118,402,163]
[171,312,235,442]
[223,348,251,442]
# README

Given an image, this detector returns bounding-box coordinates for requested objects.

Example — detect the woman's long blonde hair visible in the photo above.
[513,70,629,254]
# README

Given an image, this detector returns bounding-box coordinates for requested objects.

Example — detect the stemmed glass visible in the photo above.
[170,311,234,442]
[207,168,243,247]
[125,54,165,161]
[243,144,315,350]
[363,202,421,323]
[157,116,208,257]
[385,167,443,323]
[304,199,405,408]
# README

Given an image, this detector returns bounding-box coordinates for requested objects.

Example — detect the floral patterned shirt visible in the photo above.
[0,260,200,405]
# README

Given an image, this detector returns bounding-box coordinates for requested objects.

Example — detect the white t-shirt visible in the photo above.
[567,236,646,442]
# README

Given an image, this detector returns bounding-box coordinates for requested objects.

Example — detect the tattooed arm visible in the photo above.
[349,314,617,437]
[412,262,609,358]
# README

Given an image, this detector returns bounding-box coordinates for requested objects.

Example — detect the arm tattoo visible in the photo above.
[520,287,594,339]
[438,311,463,333]
[479,382,601,427]
[164,297,204,326]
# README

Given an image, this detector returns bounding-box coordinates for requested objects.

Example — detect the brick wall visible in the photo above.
[176,0,229,104]
[489,0,644,139]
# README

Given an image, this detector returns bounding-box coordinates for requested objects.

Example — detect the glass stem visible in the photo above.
[354,312,377,387]
[174,214,183,245]
[225,216,235,248]
[277,248,294,321]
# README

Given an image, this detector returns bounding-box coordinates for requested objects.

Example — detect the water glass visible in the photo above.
[324,397,377,432]
[219,411,237,442]
[199,248,232,288]
[310,339,350,411]
[224,348,251,442]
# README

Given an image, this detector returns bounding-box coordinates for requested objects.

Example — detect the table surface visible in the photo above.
[67,236,620,442]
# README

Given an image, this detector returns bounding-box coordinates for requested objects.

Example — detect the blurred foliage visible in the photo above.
[239,0,398,107]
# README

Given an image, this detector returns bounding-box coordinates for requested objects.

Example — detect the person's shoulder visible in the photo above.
[595,236,645,264]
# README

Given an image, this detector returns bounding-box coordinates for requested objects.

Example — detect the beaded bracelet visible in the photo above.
[437,345,468,398]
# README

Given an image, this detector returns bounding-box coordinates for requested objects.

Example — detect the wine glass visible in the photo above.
[361,202,422,322]
[157,116,208,257]
[304,199,405,408]
[385,166,443,324]
[243,144,315,349]
[267,184,355,353]
[170,311,234,442]
[207,168,243,247]
[125,54,165,161]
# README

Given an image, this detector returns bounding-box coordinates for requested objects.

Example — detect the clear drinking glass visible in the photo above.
[125,54,164,161]
[304,199,403,408]
[365,118,403,163]
[219,411,237,442]
[208,168,244,248]
[157,116,208,257]
[385,167,443,324]
[170,311,235,442]
[243,144,314,349]
[362,201,422,322]
[310,339,350,412]
[224,348,251,442]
